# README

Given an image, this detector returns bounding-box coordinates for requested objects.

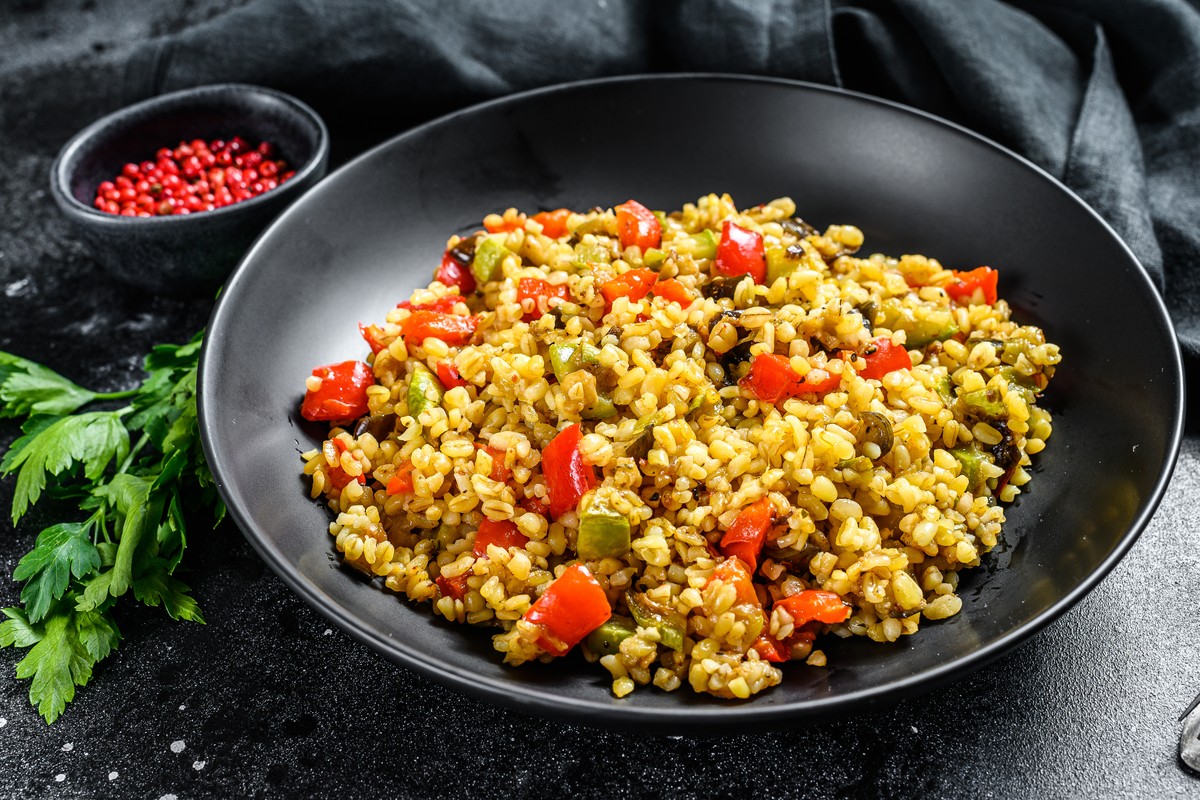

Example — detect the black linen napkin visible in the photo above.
[16,0,1200,371]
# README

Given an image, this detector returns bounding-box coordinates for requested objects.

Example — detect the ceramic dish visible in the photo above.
[198,74,1183,733]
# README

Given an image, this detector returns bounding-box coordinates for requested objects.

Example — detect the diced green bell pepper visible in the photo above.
[407,362,444,415]
[585,618,636,656]
[950,444,987,490]
[472,236,509,285]
[577,492,631,559]
[549,340,617,419]
[765,245,803,285]
[626,589,686,651]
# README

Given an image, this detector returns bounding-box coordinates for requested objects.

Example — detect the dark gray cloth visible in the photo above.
[15,0,1200,368]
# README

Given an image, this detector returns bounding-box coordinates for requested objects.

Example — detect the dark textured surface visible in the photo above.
[1,1,1199,798]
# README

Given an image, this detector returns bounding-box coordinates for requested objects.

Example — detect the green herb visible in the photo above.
[0,329,221,723]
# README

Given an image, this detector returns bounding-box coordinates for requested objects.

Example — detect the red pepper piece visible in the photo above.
[600,268,658,306]
[519,493,552,517]
[739,353,841,404]
[774,590,852,626]
[436,361,468,389]
[386,462,415,495]
[705,558,759,606]
[396,296,460,313]
[517,277,572,320]
[436,573,470,601]
[715,221,766,284]
[541,423,596,519]
[651,278,694,306]
[300,361,374,421]
[473,518,529,558]
[532,208,571,239]
[436,250,476,296]
[474,443,512,482]
[751,634,790,663]
[399,310,479,346]
[325,465,366,492]
[945,266,998,305]
[523,564,611,656]
[858,337,913,380]
[718,498,773,573]
[359,323,388,355]
[615,200,661,251]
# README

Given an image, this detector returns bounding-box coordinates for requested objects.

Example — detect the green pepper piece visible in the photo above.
[585,618,636,656]
[643,248,666,269]
[624,408,672,460]
[903,315,959,349]
[549,340,617,419]
[626,589,685,651]
[472,236,509,285]
[959,387,1006,419]
[690,229,718,261]
[935,375,955,406]
[577,492,631,559]
[407,362,444,415]
[950,444,987,490]
[572,241,612,268]
[765,245,803,285]
[998,367,1037,405]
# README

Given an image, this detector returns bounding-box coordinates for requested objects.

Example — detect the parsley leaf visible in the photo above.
[0,353,103,418]
[12,522,102,623]
[12,608,95,724]
[2,412,130,524]
[0,330,220,723]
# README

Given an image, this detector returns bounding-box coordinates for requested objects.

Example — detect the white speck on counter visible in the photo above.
[160,795,178,800]
[108,772,118,781]
[193,760,206,771]
[169,740,185,754]
[323,629,332,635]
[911,726,919,733]
[0,718,7,728]
[178,705,186,711]
[62,743,73,752]
[54,774,65,783]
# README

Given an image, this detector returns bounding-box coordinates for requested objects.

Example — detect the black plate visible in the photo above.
[198,75,1183,733]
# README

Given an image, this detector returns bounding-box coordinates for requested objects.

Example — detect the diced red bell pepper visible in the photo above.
[325,464,366,492]
[719,498,774,573]
[945,266,998,305]
[533,208,571,239]
[523,564,611,656]
[541,423,596,519]
[517,277,572,320]
[484,214,526,233]
[705,558,759,606]
[751,634,790,663]
[774,590,852,626]
[474,443,511,482]
[436,361,468,389]
[436,250,477,296]
[436,573,470,600]
[473,518,529,558]
[300,361,374,421]
[359,323,388,355]
[399,310,479,346]
[615,200,661,251]
[397,296,460,313]
[600,268,657,306]
[715,221,766,284]
[386,462,414,495]
[858,337,913,380]
[651,278,694,306]
[740,353,841,404]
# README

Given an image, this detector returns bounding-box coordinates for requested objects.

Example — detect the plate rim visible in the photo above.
[198,72,1185,730]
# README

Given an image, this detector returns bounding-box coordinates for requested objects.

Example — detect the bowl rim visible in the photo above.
[49,82,330,225]
[198,72,1186,731]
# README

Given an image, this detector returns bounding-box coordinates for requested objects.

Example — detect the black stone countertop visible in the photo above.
[2,6,1200,800]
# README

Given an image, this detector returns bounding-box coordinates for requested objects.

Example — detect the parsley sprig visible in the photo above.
[0,330,223,722]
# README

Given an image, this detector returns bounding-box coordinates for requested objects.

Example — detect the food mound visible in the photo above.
[299,194,1059,700]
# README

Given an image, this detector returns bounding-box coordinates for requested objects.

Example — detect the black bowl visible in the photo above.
[198,75,1183,733]
[50,83,329,294]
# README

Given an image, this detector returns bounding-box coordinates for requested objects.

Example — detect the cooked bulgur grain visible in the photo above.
[301,194,1059,699]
